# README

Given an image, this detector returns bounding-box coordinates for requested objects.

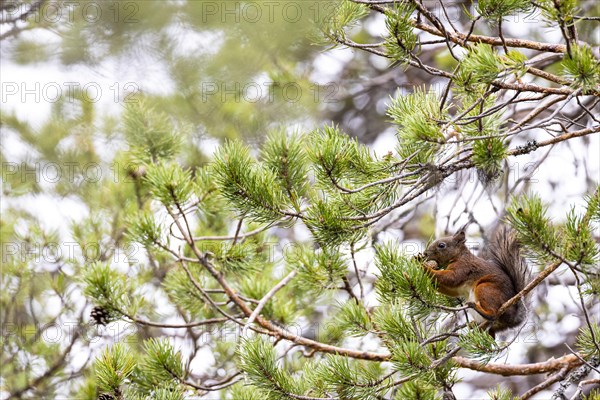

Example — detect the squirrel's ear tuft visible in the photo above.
[454,231,466,244]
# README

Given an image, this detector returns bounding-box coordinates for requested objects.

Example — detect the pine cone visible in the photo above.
[90,306,111,326]
[97,393,115,400]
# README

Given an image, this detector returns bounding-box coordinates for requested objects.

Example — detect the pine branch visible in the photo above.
[551,356,600,400]
[519,366,570,400]
[411,17,568,53]
[168,197,391,361]
[242,270,298,337]
[508,126,600,155]
[569,378,600,400]
[122,314,233,329]
[454,353,583,376]
[333,126,599,224]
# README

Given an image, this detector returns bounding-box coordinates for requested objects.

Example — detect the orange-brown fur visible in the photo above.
[423,230,527,337]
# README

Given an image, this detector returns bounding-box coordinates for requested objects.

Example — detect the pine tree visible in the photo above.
[2,1,599,399]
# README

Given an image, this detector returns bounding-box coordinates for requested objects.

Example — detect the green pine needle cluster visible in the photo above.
[391,340,432,377]
[236,338,304,400]
[506,194,560,264]
[308,124,390,190]
[336,300,373,336]
[93,339,187,399]
[575,324,600,358]
[585,189,600,222]
[563,207,599,267]
[305,124,396,245]
[228,384,264,400]
[319,0,370,44]
[507,190,600,271]
[472,136,507,182]
[536,0,578,26]
[127,211,165,248]
[387,88,447,163]
[239,277,296,324]
[561,45,600,92]
[213,140,287,223]
[134,339,184,392]
[502,50,529,78]
[394,380,439,400]
[458,326,500,363]
[83,262,130,318]
[476,0,531,20]
[145,162,194,208]
[291,246,348,296]
[373,302,418,344]
[305,199,368,246]
[384,4,417,64]
[123,101,182,164]
[459,95,507,181]
[456,44,503,91]
[391,339,454,388]
[163,263,210,317]
[261,130,310,212]
[143,388,185,400]
[94,343,136,397]
[312,356,388,399]
[487,385,516,400]
[197,233,275,275]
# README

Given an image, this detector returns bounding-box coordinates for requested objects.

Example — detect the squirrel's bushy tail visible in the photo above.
[488,226,531,327]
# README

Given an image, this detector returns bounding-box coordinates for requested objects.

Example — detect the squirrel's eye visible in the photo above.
[437,242,446,249]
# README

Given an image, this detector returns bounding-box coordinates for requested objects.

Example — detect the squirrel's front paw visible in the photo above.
[414,254,439,270]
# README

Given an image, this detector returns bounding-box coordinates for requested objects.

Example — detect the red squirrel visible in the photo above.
[422,228,530,337]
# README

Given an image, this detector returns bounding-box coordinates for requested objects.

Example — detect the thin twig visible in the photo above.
[242,270,298,338]
[519,366,571,399]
